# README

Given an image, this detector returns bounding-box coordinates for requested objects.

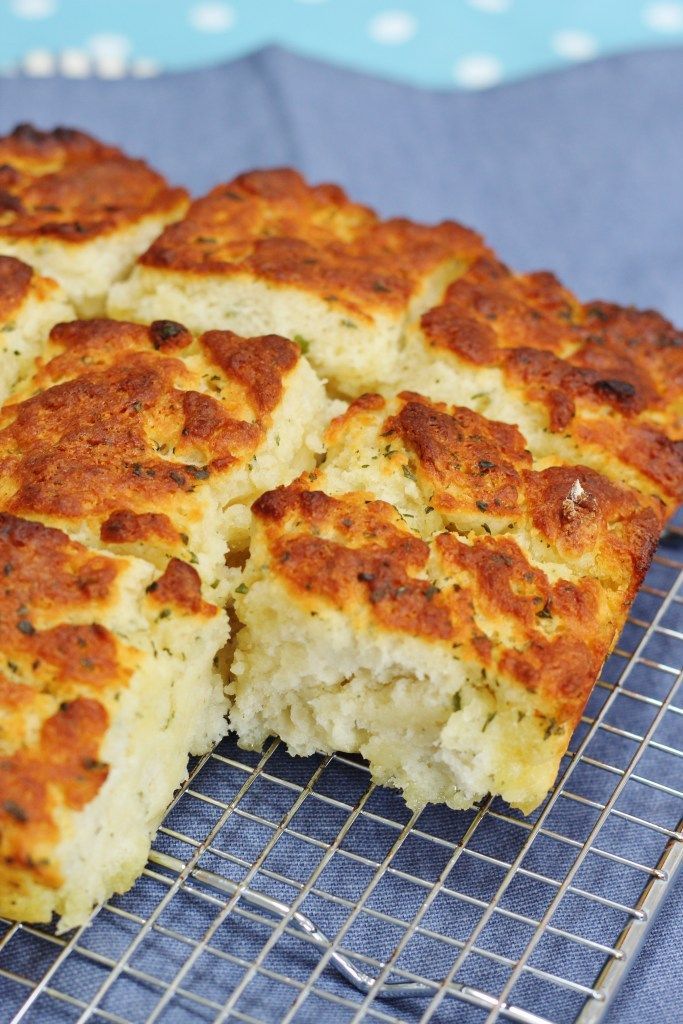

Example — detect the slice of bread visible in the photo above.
[401,257,683,513]
[229,392,659,814]
[0,515,227,930]
[0,124,188,315]
[0,318,328,600]
[109,168,483,394]
[0,255,73,404]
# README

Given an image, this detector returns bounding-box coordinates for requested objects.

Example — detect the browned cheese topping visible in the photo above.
[421,256,683,506]
[142,168,483,317]
[0,124,187,242]
[0,319,300,553]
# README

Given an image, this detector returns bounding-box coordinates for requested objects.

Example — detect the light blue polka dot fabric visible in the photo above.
[1,0,683,87]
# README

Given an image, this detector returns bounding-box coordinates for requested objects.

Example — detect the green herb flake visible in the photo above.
[452,692,462,712]
[293,334,311,354]
[482,712,496,733]
[402,464,417,482]
[543,717,562,740]
[235,582,249,594]
[2,799,27,822]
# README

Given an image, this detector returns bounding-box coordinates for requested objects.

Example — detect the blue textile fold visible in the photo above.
[0,46,681,1024]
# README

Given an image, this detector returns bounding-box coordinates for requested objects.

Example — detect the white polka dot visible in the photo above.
[643,3,683,31]
[551,29,598,62]
[368,11,417,45]
[466,0,512,12]
[23,49,55,76]
[59,49,91,78]
[10,0,56,19]
[87,33,131,61]
[189,3,235,32]
[131,57,159,78]
[453,53,502,89]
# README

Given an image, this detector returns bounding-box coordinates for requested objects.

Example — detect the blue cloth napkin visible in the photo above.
[0,46,681,1024]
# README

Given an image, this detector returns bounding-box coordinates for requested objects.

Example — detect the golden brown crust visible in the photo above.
[140,168,484,314]
[146,557,219,617]
[325,392,663,587]
[0,514,136,890]
[523,464,660,599]
[385,392,531,522]
[420,257,683,503]
[202,330,298,414]
[254,486,460,640]
[0,319,300,554]
[0,124,187,243]
[0,698,109,889]
[100,509,181,546]
[0,255,33,321]
[0,514,132,696]
[0,513,120,614]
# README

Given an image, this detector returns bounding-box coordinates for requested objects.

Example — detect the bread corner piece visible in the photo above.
[402,254,683,515]
[0,124,188,316]
[0,318,328,600]
[108,167,483,395]
[0,255,74,405]
[229,392,660,815]
[0,515,228,931]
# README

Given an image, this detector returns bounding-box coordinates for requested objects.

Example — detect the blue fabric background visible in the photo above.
[2,0,683,89]
[0,47,680,1023]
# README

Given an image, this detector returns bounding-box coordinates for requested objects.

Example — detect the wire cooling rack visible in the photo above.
[1,523,682,1024]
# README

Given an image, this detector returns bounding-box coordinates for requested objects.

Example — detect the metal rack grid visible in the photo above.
[1,526,681,1024]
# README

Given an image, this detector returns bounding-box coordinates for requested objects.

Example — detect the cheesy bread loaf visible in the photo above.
[1,150,681,925]
[0,124,188,315]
